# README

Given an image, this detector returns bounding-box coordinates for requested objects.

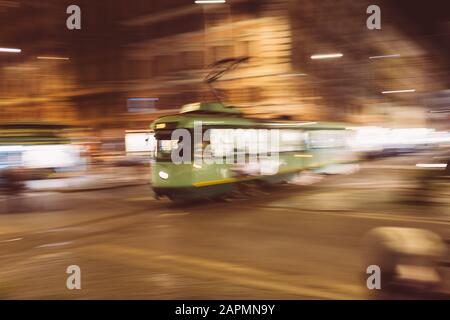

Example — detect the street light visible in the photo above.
[381,89,416,94]
[369,54,401,60]
[0,47,21,53]
[37,56,70,61]
[195,0,226,4]
[310,53,343,60]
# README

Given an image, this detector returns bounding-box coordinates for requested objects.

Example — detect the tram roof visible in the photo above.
[151,102,349,131]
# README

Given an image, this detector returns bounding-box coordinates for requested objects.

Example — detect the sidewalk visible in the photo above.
[25,167,150,192]
[0,167,151,214]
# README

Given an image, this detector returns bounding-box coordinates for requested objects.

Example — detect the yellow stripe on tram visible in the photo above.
[193,178,238,187]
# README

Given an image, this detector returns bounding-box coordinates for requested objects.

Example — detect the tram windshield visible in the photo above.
[156,139,179,160]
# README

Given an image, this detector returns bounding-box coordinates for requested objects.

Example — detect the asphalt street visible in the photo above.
[0,157,449,299]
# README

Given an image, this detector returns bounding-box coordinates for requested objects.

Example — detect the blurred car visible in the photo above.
[412,149,450,202]
[0,168,26,196]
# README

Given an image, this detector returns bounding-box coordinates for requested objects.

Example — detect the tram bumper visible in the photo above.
[153,184,233,201]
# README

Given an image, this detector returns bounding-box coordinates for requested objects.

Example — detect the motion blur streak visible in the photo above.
[0,47,21,53]
[0,0,449,300]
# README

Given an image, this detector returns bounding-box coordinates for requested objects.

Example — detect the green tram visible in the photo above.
[150,102,355,201]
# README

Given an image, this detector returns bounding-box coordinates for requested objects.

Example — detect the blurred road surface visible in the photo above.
[0,156,449,299]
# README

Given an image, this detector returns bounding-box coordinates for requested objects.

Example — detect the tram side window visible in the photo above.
[209,128,279,160]
[279,130,306,152]
[307,130,346,149]
[209,128,241,160]
[207,128,307,160]
[0,151,22,169]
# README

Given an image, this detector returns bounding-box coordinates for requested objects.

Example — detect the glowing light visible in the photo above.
[128,98,159,101]
[0,48,21,53]
[369,54,401,59]
[311,53,343,60]
[416,163,448,169]
[195,0,226,3]
[381,89,416,94]
[21,145,82,169]
[159,171,169,180]
[125,132,155,153]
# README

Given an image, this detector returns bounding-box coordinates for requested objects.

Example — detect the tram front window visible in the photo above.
[156,138,179,161]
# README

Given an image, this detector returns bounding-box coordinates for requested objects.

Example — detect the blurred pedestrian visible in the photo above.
[0,168,26,213]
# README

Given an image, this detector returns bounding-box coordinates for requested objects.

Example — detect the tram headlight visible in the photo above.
[158,171,169,180]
